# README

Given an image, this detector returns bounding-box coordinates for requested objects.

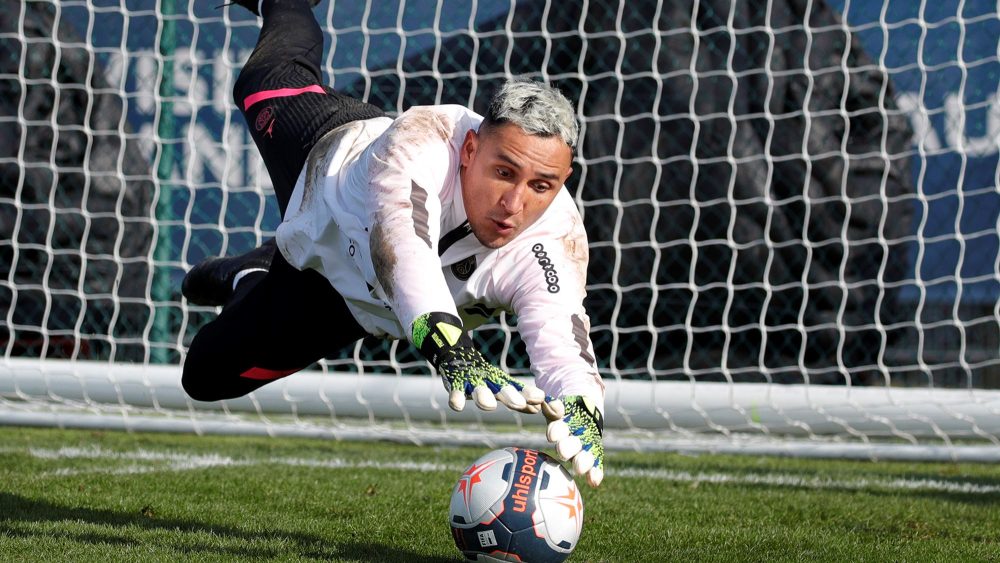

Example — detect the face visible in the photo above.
[459,123,574,249]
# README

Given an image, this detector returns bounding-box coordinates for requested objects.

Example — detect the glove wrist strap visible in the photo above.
[567,395,605,436]
[411,312,473,367]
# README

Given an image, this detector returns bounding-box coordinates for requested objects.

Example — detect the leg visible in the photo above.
[182,252,367,401]
[234,0,384,215]
[182,0,385,306]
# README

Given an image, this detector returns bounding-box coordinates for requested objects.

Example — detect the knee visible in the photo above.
[181,362,221,402]
[182,345,264,402]
[232,70,259,111]
[181,341,230,402]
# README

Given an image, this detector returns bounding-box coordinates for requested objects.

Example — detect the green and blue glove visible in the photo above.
[543,395,605,487]
[412,312,545,413]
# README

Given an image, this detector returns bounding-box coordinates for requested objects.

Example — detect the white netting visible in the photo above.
[1,0,998,458]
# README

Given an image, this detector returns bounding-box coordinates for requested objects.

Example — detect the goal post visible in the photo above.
[2,0,999,460]
[2,357,1000,461]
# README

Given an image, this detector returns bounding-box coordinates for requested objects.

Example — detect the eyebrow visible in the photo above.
[496,152,562,181]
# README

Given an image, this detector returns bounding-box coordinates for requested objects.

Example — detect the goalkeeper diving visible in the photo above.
[181,0,606,487]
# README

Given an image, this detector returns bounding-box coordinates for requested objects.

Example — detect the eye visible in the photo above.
[531,182,553,193]
[496,167,512,178]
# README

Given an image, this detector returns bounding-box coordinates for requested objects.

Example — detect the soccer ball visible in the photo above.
[448,447,584,562]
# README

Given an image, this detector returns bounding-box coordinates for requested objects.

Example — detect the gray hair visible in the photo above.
[483,78,579,149]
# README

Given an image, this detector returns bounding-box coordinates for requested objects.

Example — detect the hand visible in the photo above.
[411,312,544,413]
[436,347,545,412]
[543,395,605,487]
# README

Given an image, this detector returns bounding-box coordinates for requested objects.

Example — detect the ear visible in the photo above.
[461,129,479,168]
[557,146,575,185]
[560,161,574,185]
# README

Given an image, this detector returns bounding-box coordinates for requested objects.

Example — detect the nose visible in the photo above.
[500,184,526,215]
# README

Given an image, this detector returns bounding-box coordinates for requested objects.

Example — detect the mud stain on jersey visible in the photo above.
[386,107,454,145]
[301,128,343,209]
[370,222,397,300]
[366,108,457,303]
[368,107,454,179]
[562,214,590,292]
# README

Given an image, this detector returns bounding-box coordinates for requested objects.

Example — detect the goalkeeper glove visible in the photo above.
[543,395,605,487]
[412,312,544,413]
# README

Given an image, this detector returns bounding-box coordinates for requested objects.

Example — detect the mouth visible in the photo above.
[492,218,516,235]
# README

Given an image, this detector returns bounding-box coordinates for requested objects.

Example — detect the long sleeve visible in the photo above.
[364,107,462,337]
[497,204,605,410]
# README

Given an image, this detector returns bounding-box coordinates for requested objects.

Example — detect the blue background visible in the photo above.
[69,0,1000,306]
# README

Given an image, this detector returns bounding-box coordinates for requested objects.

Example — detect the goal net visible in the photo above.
[2,0,999,460]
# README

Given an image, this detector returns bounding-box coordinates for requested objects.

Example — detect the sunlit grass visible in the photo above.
[1,427,998,561]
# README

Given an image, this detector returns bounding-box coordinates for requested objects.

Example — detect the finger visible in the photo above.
[572,450,595,476]
[586,466,604,488]
[504,377,524,392]
[546,419,570,443]
[555,435,583,461]
[511,403,541,415]
[495,385,527,410]
[448,389,467,412]
[541,398,565,421]
[520,383,545,406]
[472,385,497,411]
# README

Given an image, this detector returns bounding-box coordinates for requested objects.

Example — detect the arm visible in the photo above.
[365,109,457,331]
[365,108,543,412]
[517,296,607,489]
[504,222,606,487]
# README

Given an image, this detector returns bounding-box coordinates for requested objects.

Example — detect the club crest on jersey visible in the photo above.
[451,255,477,281]
[531,243,560,293]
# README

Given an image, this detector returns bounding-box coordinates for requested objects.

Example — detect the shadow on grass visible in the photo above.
[677,476,1000,506]
[0,493,458,562]
[862,482,1000,506]
[601,454,1000,506]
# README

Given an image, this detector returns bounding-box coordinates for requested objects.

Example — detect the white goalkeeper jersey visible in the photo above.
[276,105,604,403]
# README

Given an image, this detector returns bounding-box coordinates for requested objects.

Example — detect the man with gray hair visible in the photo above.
[181,0,605,487]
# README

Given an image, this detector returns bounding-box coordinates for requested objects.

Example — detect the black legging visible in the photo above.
[232,0,384,215]
[182,0,382,401]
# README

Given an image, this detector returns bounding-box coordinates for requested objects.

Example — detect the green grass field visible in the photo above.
[1,426,998,562]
